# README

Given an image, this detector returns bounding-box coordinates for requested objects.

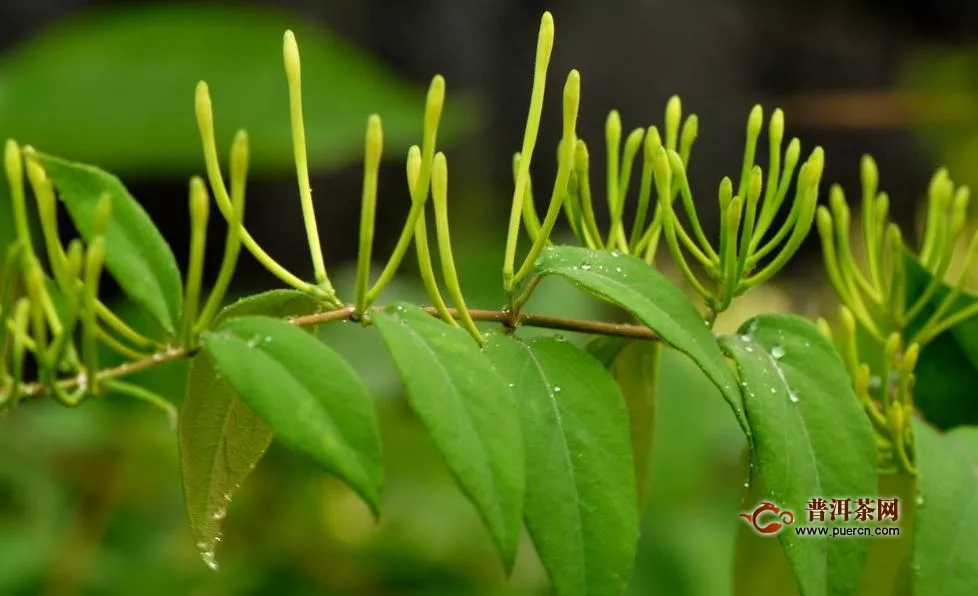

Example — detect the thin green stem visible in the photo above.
[431,153,482,343]
[284,31,331,289]
[194,81,315,294]
[180,177,210,346]
[4,141,34,254]
[574,141,604,250]
[83,239,105,395]
[103,380,178,428]
[605,110,622,244]
[404,147,452,324]
[355,116,383,314]
[667,151,718,264]
[504,13,555,291]
[367,76,446,304]
[513,70,580,285]
[512,153,543,244]
[195,131,248,333]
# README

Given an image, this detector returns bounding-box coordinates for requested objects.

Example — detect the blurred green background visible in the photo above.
[0,0,973,593]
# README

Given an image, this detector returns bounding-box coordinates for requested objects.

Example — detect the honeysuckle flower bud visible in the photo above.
[679,114,698,165]
[665,96,682,151]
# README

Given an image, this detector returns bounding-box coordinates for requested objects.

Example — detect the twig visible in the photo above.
[6,303,659,403]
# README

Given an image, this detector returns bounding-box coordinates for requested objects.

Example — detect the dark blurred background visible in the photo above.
[1,0,976,594]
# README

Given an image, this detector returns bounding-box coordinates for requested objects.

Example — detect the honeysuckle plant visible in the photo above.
[1,11,977,595]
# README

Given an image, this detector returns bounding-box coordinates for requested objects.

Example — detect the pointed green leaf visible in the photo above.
[0,4,475,174]
[371,303,523,570]
[720,314,877,596]
[585,336,660,511]
[610,341,659,510]
[534,245,746,434]
[35,153,182,335]
[912,420,978,595]
[201,315,383,514]
[484,335,637,596]
[903,252,978,429]
[179,290,327,567]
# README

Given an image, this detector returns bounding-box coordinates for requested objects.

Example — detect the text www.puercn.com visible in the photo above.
[795,526,901,537]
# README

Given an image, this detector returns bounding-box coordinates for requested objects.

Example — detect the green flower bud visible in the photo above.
[860,155,879,202]
[665,96,682,151]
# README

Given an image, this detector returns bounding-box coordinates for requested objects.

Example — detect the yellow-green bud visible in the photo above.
[718,176,733,210]
[748,165,763,204]
[829,184,849,223]
[840,305,856,337]
[884,332,901,365]
[189,176,210,228]
[425,75,446,135]
[784,138,801,169]
[860,155,879,200]
[902,343,920,374]
[366,115,384,169]
[887,402,905,435]
[563,70,581,136]
[406,145,422,193]
[815,206,833,242]
[807,147,825,186]
[652,146,671,185]
[644,126,662,161]
[665,96,682,150]
[536,12,555,71]
[875,192,890,225]
[194,81,213,137]
[815,317,833,342]
[769,109,785,147]
[746,104,763,143]
[624,127,645,159]
[574,140,589,173]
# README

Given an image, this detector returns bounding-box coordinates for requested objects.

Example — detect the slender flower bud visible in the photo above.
[664,96,682,151]
[679,114,698,165]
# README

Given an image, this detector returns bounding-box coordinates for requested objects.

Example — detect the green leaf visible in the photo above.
[912,420,978,596]
[720,314,877,596]
[179,290,326,567]
[534,246,746,434]
[585,336,659,511]
[484,335,636,596]
[201,315,383,514]
[0,4,476,175]
[371,303,523,570]
[35,153,182,336]
[610,341,659,511]
[903,252,978,429]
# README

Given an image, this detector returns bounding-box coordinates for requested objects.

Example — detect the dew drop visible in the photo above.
[915,495,925,506]
[201,550,219,571]
[868,376,882,391]
[580,263,592,271]
[212,507,227,521]
[770,387,777,394]
[745,346,754,353]
[554,334,566,342]
[553,386,562,393]
[507,383,515,388]
[614,266,623,273]
[246,336,261,348]
[771,345,785,360]
[610,250,621,258]
[788,391,800,403]
[739,334,752,343]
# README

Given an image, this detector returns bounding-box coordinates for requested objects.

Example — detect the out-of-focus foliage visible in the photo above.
[0,4,476,175]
